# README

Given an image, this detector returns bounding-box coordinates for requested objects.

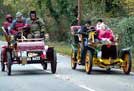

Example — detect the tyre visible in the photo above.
[71,49,77,69]
[1,53,5,72]
[106,67,111,73]
[85,50,93,74]
[42,62,47,70]
[51,50,57,74]
[7,51,12,76]
[122,53,131,74]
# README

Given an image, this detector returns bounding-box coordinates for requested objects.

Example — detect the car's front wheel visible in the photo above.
[85,50,93,74]
[122,53,131,74]
[71,49,77,69]
[6,51,12,76]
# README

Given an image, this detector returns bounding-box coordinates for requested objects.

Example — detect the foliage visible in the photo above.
[124,0,134,16]
[117,17,134,48]
[0,0,134,42]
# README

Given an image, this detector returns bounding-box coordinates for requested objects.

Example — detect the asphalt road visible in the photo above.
[0,41,134,91]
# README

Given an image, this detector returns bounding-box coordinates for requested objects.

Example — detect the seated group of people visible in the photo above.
[2,11,45,39]
[1,11,46,62]
[70,19,114,44]
[70,19,115,64]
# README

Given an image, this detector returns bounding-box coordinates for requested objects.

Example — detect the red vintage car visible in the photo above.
[1,27,57,75]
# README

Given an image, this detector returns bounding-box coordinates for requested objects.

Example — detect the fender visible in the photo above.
[86,46,95,56]
[121,47,131,57]
[71,43,78,52]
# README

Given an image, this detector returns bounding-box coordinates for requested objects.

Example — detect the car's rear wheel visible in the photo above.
[85,50,93,74]
[106,67,111,73]
[42,63,47,70]
[122,53,131,74]
[71,49,77,69]
[7,51,12,76]
[51,50,57,74]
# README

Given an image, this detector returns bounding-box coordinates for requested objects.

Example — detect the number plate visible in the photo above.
[32,57,40,60]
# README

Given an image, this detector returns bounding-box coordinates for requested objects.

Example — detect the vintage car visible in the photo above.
[71,29,132,74]
[1,27,57,75]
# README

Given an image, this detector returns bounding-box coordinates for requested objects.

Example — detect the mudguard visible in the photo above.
[86,46,95,56]
[121,47,131,57]
[71,43,78,52]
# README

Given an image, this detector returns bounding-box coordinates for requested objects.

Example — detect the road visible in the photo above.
[0,41,134,91]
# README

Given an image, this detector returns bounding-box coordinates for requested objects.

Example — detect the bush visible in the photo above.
[117,17,134,48]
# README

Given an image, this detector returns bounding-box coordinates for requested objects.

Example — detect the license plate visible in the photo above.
[27,58,31,61]
[21,51,27,57]
[32,57,40,60]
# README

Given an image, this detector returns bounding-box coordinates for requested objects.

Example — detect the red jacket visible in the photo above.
[97,29,114,41]
[10,18,28,35]
[2,21,12,34]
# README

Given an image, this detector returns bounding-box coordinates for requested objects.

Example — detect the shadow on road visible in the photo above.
[75,68,134,76]
[5,69,52,76]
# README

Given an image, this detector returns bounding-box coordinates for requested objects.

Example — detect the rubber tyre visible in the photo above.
[51,50,57,74]
[42,63,47,70]
[7,51,12,76]
[122,53,131,75]
[106,67,111,73]
[1,53,5,72]
[85,50,93,74]
[71,49,77,69]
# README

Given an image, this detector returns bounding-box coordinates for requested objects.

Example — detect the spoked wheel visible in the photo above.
[42,62,47,70]
[71,49,77,69]
[6,51,12,76]
[1,53,5,72]
[85,50,93,74]
[51,50,57,74]
[77,45,81,64]
[122,53,131,74]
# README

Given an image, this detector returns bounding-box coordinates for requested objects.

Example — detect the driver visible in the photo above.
[78,20,93,64]
[26,11,45,38]
[9,12,29,38]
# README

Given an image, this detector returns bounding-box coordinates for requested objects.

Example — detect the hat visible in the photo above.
[85,20,91,25]
[6,14,12,19]
[16,12,22,18]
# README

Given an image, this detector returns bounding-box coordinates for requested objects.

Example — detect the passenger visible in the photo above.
[2,14,13,34]
[1,14,13,65]
[96,19,106,30]
[26,11,45,38]
[9,12,29,38]
[97,25,114,42]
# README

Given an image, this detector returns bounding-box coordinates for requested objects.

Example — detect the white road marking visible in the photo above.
[79,85,96,91]
[32,64,96,91]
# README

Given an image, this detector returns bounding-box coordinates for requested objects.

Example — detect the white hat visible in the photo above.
[16,12,22,18]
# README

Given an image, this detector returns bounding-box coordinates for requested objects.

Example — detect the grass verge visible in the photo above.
[47,41,72,56]
[132,59,134,72]
[0,35,5,41]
